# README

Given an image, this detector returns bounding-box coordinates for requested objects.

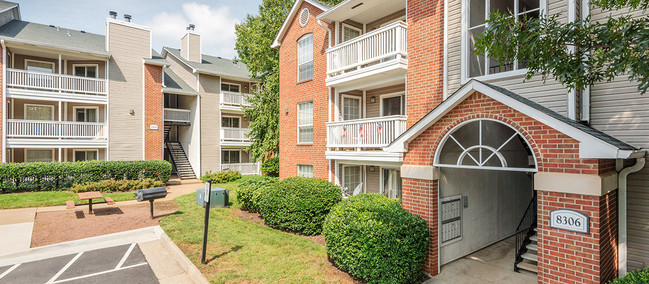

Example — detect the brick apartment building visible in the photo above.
[0,1,260,179]
[275,0,649,282]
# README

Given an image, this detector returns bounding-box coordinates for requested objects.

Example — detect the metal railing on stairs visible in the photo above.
[514,191,537,272]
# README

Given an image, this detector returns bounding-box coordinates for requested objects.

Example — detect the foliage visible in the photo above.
[474,0,649,94]
[71,178,165,193]
[235,0,345,162]
[323,194,430,284]
[201,170,242,183]
[608,268,649,283]
[0,160,171,193]
[261,157,279,176]
[237,176,279,212]
[258,177,342,235]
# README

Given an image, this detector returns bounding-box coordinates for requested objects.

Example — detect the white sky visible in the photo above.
[19,0,264,59]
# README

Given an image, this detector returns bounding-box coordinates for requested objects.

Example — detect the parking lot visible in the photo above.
[0,243,158,284]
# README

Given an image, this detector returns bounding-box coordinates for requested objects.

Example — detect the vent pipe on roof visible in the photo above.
[109,11,117,19]
[124,14,132,22]
[187,24,195,31]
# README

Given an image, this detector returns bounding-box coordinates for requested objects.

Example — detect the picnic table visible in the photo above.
[66,191,115,214]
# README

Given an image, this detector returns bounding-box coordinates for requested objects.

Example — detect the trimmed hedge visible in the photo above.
[261,157,279,177]
[201,170,242,183]
[237,176,279,212]
[0,160,172,193]
[71,178,166,193]
[609,268,649,284]
[323,194,429,284]
[258,177,342,235]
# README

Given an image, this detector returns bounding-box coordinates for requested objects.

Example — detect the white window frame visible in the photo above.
[341,95,362,121]
[24,104,54,121]
[297,34,314,82]
[221,149,242,164]
[341,23,362,42]
[73,149,99,162]
[72,64,99,78]
[297,101,313,144]
[25,59,55,73]
[25,149,55,163]
[379,92,405,117]
[297,164,314,178]
[72,106,99,122]
[221,115,241,128]
[460,0,546,83]
[342,165,362,194]
[379,166,402,198]
[221,82,241,93]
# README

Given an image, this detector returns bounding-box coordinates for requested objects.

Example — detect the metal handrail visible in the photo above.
[514,191,537,271]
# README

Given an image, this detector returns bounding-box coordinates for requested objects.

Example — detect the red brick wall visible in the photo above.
[537,190,618,284]
[144,64,163,160]
[406,0,445,127]
[278,1,331,180]
[402,178,439,275]
[0,43,3,163]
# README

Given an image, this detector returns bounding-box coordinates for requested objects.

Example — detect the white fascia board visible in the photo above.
[317,0,355,21]
[163,47,197,74]
[325,150,403,163]
[272,0,329,49]
[143,58,170,67]
[162,87,198,96]
[1,38,110,58]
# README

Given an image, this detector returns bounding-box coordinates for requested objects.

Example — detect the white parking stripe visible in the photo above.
[46,252,84,284]
[52,262,148,284]
[0,263,20,280]
[115,243,137,270]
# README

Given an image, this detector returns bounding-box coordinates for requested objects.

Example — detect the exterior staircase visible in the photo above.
[514,192,538,274]
[166,142,196,180]
[164,125,172,141]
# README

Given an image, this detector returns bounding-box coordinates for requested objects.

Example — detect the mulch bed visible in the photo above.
[31,201,179,247]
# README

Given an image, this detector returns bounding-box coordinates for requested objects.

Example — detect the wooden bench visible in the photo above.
[66,200,75,209]
[104,197,115,205]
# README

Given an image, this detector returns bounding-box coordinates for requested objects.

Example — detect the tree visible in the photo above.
[234,0,344,162]
[474,0,649,94]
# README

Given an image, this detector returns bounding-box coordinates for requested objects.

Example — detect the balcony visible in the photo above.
[7,69,108,103]
[220,91,251,113]
[221,127,252,146]
[221,163,261,175]
[6,119,108,148]
[326,21,408,88]
[327,115,407,148]
[164,108,191,124]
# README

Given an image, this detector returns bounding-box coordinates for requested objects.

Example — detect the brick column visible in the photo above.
[144,64,163,160]
[402,177,439,275]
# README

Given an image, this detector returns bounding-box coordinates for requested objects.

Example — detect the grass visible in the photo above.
[160,175,346,284]
[0,191,137,209]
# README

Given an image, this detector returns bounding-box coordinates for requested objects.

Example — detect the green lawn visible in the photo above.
[0,191,136,209]
[160,176,346,283]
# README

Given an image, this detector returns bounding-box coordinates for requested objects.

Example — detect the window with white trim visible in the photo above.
[382,168,402,199]
[297,101,313,143]
[221,83,240,92]
[342,96,361,120]
[74,107,98,122]
[26,149,54,162]
[74,150,98,161]
[298,164,314,178]
[26,60,54,73]
[466,0,541,78]
[343,165,362,196]
[222,116,240,128]
[342,24,361,42]
[381,94,405,116]
[297,34,313,81]
[222,150,241,164]
[73,65,98,78]
[25,104,54,121]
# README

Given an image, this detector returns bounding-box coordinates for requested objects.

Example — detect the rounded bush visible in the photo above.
[609,268,649,284]
[258,177,342,235]
[323,194,429,284]
[261,157,279,177]
[237,176,278,212]
[201,170,242,183]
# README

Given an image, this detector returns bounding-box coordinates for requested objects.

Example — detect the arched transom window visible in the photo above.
[434,119,537,172]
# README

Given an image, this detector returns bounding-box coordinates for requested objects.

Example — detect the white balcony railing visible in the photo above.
[221,91,252,108]
[221,127,251,142]
[164,108,191,123]
[327,115,407,148]
[221,163,260,175]
[326,21,408,77]
[7,120,107,139]
[7,68,108,95]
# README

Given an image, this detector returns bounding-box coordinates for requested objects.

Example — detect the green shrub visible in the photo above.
[323,194,429,284]
[0,160,172,193]
[71,178,165,193]
[201,170,242,183]
[609,268,649,284]
[237,176,278,212]
[261,157,279,177]
[258,177,342,235]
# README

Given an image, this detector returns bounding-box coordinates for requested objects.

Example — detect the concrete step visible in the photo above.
[517,261,538,274]
[521,252,537,262]
[530,235,538,242]
[526,244,537,251]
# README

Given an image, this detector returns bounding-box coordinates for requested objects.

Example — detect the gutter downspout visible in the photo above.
[618,156,646,276]
[317,19,332,49]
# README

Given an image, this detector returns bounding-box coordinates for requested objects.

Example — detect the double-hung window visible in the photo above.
[297,34,313,81]
[221,83,240,93]
[343,166,362,196]
[222,150,241,164]
[26,149,54,163]
[74,150,98,161]
[297,101,313,143]
[25,104,54,121]
[222,116,240,128]
[74,107,98,122]
[73,65,98,78]
[342,24,361,42]
[466,0,541,78]
[342,96,361,120]
[298,165,314,178]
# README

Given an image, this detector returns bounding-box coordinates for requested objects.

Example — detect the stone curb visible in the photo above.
[152,226,210,284]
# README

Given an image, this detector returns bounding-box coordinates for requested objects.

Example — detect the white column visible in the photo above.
[334,89,340,122]
[58,54,62,93]
[58,101,62,140]
[362,90,367,118]
[334,160,340,186]
[58,148,62,162]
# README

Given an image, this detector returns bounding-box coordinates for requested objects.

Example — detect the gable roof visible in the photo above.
[162,47,253,81]
[271,0,331,49]
[163,68,198,96]
[0,20,108,56]
[386,80,643,159]
[144,49,170,67]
